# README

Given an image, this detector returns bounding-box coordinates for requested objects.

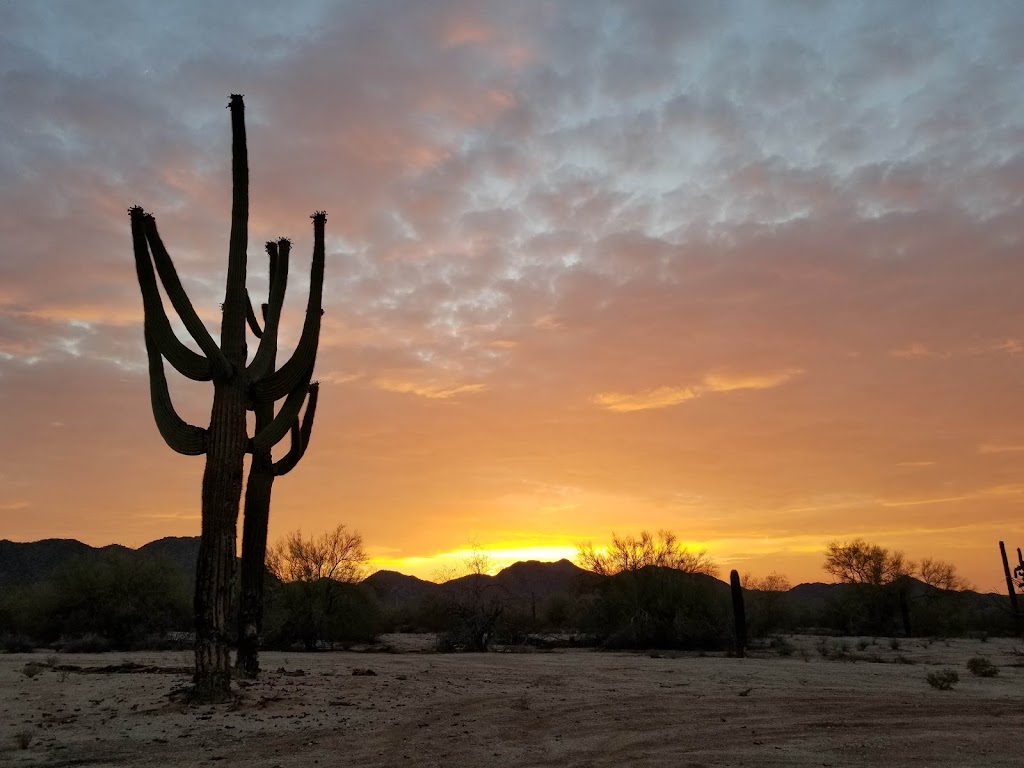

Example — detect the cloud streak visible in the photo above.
[594,368,803,412]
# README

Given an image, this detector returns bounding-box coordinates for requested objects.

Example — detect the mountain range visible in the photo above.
[0,537,1010,622]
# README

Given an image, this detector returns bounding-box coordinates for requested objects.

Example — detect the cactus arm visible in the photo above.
[251,360,316,454]
[129,208,213,382]
[220,94,249,366]
[245,291,264,338]
[273,382,319,476]
[144,327,207,455]
[247,239,290,381]
[142,215,232,380]
[251,213,325,404]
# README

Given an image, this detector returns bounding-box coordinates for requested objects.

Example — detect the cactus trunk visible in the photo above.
[235,451,274,678]
[236,386,277,679]
[730,569,746,658]
[1000,541,1020,635]
[193,368,248,700]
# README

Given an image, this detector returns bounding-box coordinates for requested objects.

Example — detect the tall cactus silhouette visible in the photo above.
[129,95,326,701]
[235,242,321,678]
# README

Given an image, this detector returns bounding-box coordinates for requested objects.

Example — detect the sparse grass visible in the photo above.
[926,669,959,690]
[14,729,33,750]
[816,638,856,661]
[769,636,795,657]
[22,662,44,678]
[966,657,998,677]
[58,634,111,654]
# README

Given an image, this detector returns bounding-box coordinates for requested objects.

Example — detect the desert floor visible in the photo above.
[2,634,1023,767]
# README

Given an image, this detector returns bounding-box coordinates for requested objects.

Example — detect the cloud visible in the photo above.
[373,378,487,400]
[978,444,1024,455]
[593,386,699,413]
[594,369,803,412]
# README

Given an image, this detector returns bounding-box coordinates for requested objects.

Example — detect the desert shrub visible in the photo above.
[21,662,44,678]
[816,638,856,661]
[1,634,35,653]
[435,576,510,652]
[263,579,380,650]
[540,593,572,629]
[23,552,190,649]
[966,657,998,677]
[926,669,959,690]
[890,638,901,651]
[856,639,870,651]
[14,729,33,749]
[743,573,795,636]
[894,654,915,665]
[769,635,795,656]
[581,566,729,650]
[57,633,112,654]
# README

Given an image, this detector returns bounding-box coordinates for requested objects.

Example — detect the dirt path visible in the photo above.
[2,635,1022,767]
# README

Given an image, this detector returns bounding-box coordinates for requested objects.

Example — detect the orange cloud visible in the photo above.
[593,368,803,412]
[373,378,487,399]
[441,19,494,48]
[593,386,699,412]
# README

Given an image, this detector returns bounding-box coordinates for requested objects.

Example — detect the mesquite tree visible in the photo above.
[235,242,320,678]
[129,94,326,701]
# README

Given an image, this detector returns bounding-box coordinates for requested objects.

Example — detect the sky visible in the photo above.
[2,0,1023,591]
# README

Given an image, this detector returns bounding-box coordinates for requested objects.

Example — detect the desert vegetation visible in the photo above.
[1,533,1020,659]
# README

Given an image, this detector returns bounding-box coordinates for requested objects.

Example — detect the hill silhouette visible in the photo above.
[0,537,1008,628]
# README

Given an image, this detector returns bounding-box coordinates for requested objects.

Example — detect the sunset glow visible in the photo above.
[2,1,1024,593]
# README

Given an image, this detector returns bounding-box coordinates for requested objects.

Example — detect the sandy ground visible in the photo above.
[1,634,1022,767]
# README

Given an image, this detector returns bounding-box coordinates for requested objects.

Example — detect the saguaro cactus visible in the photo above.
[235,244,321,678]
[729,569,746,658]
[1000,541,1021,634]
[129,95,326,701]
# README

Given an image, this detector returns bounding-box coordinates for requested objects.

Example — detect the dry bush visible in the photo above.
[14,729,33,749]
[21,662,44,678]
[966,657,998,677]
[1,634,34,653]
[926,669,959,690]
[769,636,795,656]
[577,530,717,577]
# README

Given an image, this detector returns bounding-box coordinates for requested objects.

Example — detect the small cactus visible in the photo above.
[730,569,746,658]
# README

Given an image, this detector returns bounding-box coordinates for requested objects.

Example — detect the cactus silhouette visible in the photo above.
[730,569,746,658]
[235,242,321,679]
[129,95,326,701]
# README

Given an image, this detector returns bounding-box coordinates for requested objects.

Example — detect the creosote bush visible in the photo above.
[966,656,998,677]
[21,662,44,678]
[926,669,959,690]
